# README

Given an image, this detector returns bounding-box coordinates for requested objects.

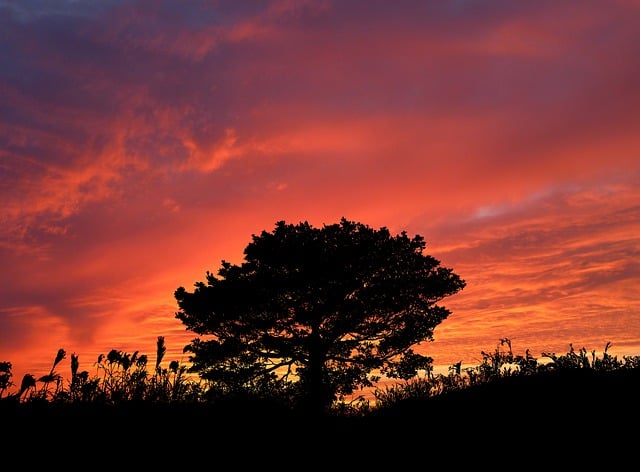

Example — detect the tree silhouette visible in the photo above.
[174,217,466,414]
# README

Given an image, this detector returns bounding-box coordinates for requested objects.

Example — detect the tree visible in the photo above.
[174,217,466,414]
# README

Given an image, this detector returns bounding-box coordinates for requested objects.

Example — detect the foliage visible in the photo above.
[1,338,639,417]
[0,337,206,404]
[174,217,466,414]
[0,361,14,398]
[371,338,640,410]
[539,341,640,372]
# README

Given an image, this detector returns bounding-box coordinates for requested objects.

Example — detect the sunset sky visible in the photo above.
[1,0,639,386]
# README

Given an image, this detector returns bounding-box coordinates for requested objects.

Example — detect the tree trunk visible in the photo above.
[303,326,330,416]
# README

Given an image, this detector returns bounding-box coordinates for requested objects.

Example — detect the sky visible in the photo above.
[1,0,639,388]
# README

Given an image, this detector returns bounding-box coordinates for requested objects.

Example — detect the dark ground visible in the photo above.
[3,369,638,467]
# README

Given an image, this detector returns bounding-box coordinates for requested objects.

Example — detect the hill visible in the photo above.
[3,368,638,467]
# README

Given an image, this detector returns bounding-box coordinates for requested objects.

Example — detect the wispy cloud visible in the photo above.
[1,0,639,380]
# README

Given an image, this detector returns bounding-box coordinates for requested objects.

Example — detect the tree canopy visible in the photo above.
[174,217,466,414]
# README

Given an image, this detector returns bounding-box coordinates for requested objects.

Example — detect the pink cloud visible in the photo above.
[1,0,639,388]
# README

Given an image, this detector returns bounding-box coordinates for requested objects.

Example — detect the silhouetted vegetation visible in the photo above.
[3,337,639,468]
[174,218,466,415]
[5,342,637,468]
[3,337,639,414]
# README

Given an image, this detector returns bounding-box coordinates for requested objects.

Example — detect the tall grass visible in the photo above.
[1,336,207,404]
[2,336,639,415]
[371,338,640,411]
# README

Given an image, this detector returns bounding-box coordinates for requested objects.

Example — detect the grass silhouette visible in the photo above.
[2,337,639,466]
[3,337,638,413]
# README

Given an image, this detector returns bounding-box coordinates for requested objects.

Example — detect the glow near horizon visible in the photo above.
[1,0,639,386]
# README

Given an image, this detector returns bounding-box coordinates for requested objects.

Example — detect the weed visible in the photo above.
[1,337,639,414]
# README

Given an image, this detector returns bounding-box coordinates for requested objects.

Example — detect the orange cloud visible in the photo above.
[2,0,639,391]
